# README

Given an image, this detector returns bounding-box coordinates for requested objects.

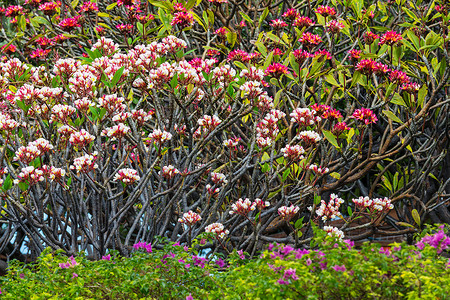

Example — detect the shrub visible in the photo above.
[0,0,448,258]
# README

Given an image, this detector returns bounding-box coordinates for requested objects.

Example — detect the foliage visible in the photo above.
[0,0,449,259]
[0,229,449,299]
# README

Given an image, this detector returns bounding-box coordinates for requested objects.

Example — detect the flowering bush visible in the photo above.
[0,228,449,299]
[0,0,448,259]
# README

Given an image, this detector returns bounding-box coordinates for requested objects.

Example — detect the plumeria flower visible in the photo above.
[327,20,345,34]
[148,129,172,144]
[364,31,380,44]
[278,205,300,220]
[205,223,229,239]
[178,211,202,226]
[230,198,257,216]
[324,226,345,240]
[265,63,289,78]
[70,152,98,173]
[351,108,378,125]
[293,16,314,28]
[282,9,299,21]
[254,198,270,210]
[281,145,305,160]
[298,130,321,145]
[299,32,322,49]
[270,19,288,30]
[379,31,403,46]
[160,165,180,179]
[315,5,336,17]
[313,194,344,221]
[114,168,140,185]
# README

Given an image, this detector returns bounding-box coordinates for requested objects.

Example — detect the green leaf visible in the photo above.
[32,16,50,25]
[258,7,269,28]
[106,2,117,10]
[294,217,304,229]
[18,182,28,192]
[136,22,144,35]
[226,31,237,47]
[98,12,110,18]
[314,195,321,205]
[263,51,273,70]
[411,209,421,226]
[347,206,352,217]
[323,130,340,149]
[417,84,427,108]
[282,168,291,182]
[71,0,79,9]
[406,30,420,50]
[2,175,12,191]
[111,66,125,86]
[239,12,254,25]
[383,110,403,124]
[396,221,415,228]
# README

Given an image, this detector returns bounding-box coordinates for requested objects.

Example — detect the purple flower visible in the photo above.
[319,262,327,270]
[102,254,111,261]
[19,273,25,279]
[192,255,208,268]
[295,249,310,259]
[379,247,391,256]
[277,279,290,285]
[283,268,298,281]
[215,258,226,268]
[186,293,194,300]
[72,273,78,278]
[343,239,354,250]
[237,250,245,260]
[331,265,346,272]
[417,230,450,254]
[133,241,152,253]
[306,258,312,266]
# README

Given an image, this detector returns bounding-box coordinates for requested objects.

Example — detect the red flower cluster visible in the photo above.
[299,32,322,49]
[315,5,336,18]
[59,16,81,31]
[265,63,289,78]
[352,108,378,125]
[379,31,403,46]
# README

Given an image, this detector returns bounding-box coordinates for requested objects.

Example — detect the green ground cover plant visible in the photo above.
[0,226,449,299]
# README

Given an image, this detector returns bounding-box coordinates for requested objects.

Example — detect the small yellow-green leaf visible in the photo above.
[383,110,403,124]
[411,209,421,226]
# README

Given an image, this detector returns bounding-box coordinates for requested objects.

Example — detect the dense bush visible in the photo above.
[0,0,449,260]
[0,227,449,299]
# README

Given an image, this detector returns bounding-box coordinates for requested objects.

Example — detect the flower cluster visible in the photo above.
[59,256,78,269]
[113,168,140,185]
[351,108,378,125]
[160,165,180,179]
[298,130,321,145]
[70,153,98,173]
[323,225,345,240]
[69,129,95,149]
[313,194,344,221]
[379,31,403,46]
[278,205,299,221]
[416,229,450,254]
[299,32,322,49]
[148,129,172,144]
[178,211,202,226]
[133,241,152,253]
[281,145,305,160]
[230,198,257,216]
[13,166,45,185]
[290,108,320,127]
[352,196,393,213]
[205,223,229,239]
